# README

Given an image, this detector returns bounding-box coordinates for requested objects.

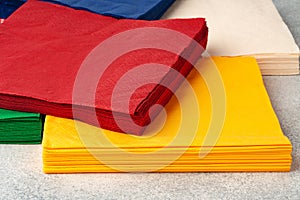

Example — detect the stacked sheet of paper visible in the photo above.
[162,0,300,75]
[0,109,42,144]
[0,0,25,19]
[0,1,208,135]
[42,0,175,20]
[42,57,292,173]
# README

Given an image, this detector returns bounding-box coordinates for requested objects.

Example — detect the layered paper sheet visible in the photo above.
[163,0,300,75]
[0,109,42,144]
[42,57,292,173]
[0,1,208,135]
[42,0,175,20]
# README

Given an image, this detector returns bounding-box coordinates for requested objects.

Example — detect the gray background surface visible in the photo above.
[0,1,299,199]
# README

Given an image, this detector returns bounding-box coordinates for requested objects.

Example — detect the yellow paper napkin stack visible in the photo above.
[42,57,292,173]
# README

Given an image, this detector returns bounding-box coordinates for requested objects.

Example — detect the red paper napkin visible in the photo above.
[0,1,208,135]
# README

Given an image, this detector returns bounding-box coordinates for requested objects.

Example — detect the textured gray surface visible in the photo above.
[273,0,300,47]
[0,1,300,200]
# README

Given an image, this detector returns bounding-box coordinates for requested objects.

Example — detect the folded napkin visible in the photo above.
[0,1,208,135]
[42,0,175,20]
[42,57,292,173]
[0,0,26,19]
[0,109,42,144]
[163,0,300,75]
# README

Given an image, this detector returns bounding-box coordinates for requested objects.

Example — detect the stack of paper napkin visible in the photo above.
[0,1,208,135]
[163,0,300,75]
[0,109,42,144]
[42,0,175,20]
[42,57,292,173]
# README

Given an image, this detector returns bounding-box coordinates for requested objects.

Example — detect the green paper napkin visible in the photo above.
[0,109,43,144]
